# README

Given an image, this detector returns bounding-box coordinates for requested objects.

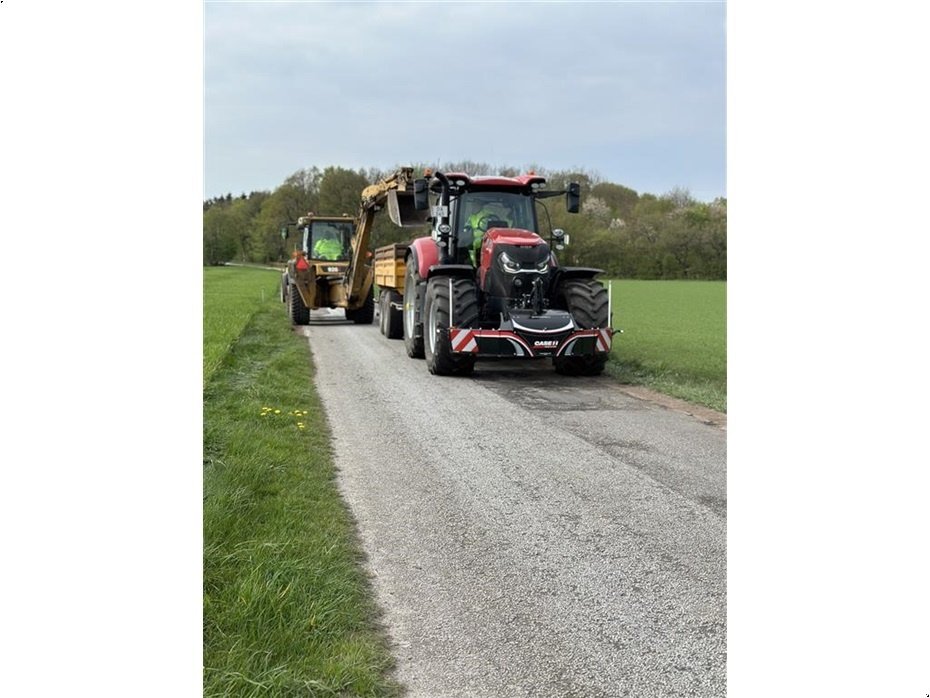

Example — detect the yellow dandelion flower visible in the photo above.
[274,409,281,414]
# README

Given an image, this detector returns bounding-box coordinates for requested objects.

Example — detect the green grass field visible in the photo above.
[203,266,281,386]
[202,266,399,697]
[605,280,726,412]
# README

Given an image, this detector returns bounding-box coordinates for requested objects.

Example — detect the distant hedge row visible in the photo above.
[204,162,725,280]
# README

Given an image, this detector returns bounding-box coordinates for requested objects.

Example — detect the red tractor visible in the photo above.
[392,170,613,376]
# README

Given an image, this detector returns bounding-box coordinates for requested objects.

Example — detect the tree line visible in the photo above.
[203,163,726,280]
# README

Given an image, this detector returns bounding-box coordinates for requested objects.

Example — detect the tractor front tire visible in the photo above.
[423,276,479,376]
[403,257,425,359]
[553,278,609,376]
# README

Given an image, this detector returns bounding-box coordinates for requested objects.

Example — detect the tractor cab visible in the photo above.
[303,218,353,262]
[445,183,553,314]
[454,190,537,255]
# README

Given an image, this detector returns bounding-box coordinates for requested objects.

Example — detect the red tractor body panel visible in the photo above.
[442,172,547,189]
[408,236,440,279]
[478,227,549,288]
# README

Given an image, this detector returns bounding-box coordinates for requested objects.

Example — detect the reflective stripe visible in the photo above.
[450,329,478,353]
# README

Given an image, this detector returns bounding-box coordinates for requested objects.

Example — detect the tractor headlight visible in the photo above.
[498,251,521,274]
[536,258,549,272]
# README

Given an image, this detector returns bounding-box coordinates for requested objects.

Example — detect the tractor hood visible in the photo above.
[483,227,546,247]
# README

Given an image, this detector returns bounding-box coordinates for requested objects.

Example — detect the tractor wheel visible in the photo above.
[288,282,310,326]
[403,257,425,359]
[423,276,479,376]
[382,289,403,339]
[346,286,375,324]
[553,278,609,376]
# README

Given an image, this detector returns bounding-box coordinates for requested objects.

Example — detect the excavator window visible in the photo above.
[306,221,353,261]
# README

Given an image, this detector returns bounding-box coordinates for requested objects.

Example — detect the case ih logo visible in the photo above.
[533,340,559,348]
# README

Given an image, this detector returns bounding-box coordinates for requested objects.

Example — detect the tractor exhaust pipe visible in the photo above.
[431,171,454,265]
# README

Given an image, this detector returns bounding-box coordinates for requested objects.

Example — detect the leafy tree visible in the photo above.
[203,201,249,264]
[203,206,237,265]
[590,182,639,221]
[318,167,369,216]
[202,162,726,279]
[251,169,322,261]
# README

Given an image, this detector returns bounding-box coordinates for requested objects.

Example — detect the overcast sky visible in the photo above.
[205,1,726,202]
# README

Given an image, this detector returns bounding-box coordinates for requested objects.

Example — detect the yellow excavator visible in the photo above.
[280,167,429,325]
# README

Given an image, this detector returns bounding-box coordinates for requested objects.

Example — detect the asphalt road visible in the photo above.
[301,310,726,697]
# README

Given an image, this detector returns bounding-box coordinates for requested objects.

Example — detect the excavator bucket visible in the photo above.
[387,189,430,228]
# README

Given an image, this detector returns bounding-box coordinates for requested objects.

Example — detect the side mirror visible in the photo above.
[413,178,430,211]
[566,182,581,213]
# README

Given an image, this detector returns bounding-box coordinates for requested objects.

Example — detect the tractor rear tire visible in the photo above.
[288,282,310,326]
[346,286,375,324]
[554,278,609,376]
[381,289,403,339]
[423,276,479,376]
[403,257,425,359]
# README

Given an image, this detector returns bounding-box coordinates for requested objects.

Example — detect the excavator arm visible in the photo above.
[343,167,431,306]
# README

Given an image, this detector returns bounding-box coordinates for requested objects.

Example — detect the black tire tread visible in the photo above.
[554,278,609,376]
[424,276,478,376]
[384,289,403,339]
[403,258,425,358]
[288,282,310,325]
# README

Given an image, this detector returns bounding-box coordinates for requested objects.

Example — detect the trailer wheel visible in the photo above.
[403,257,425,358]
[346,286,374,324]
[378,291,388,335]
[553,278,609,376]
[424,276,478,376]
[381,289,403,339]
[288,282,310,326]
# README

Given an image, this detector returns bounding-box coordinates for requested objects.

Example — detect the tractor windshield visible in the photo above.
[306,221,353,261]
[456,191,536,250]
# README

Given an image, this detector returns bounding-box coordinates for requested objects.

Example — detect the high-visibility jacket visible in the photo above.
[312,238,343,260]
[468,208,512,265]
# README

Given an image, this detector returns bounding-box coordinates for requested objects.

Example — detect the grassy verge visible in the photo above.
[204,266,282,386]
[605,280,726,413]
[203,267,399,697]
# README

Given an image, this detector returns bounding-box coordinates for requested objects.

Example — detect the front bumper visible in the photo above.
[448,326,612,358]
